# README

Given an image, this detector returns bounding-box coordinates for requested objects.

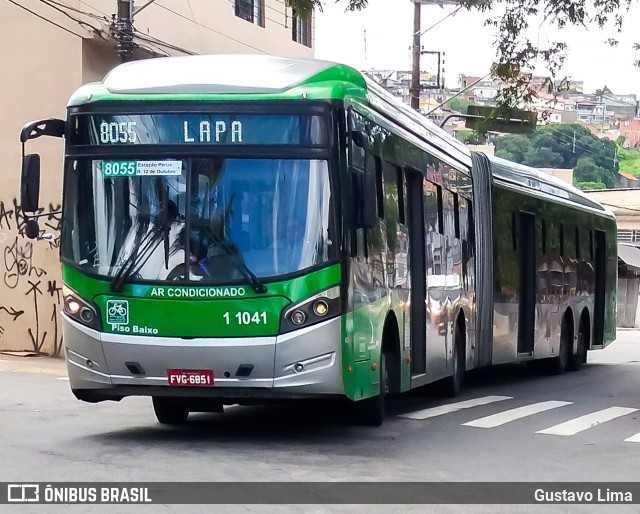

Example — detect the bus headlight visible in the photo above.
[63,285,101,330]
[280,286,341,334]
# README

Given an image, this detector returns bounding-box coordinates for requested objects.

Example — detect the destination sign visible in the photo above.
[72,114,326,146]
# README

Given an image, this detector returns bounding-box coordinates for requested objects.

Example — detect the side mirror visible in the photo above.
[354,170,377,229]
[24,219,40,240]
[21,154,41,213]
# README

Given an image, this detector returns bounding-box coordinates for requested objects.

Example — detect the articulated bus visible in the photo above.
[19,55,617,426]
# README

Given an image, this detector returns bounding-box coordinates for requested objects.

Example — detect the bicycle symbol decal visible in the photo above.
[106,299,129,325]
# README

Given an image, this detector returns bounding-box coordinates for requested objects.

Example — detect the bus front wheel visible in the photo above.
[152,397,189,425]
[356,352,389,426]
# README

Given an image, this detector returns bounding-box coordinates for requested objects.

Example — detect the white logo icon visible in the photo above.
[8,484,40,502]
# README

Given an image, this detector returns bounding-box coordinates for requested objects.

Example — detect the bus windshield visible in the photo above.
[62,158,335,284]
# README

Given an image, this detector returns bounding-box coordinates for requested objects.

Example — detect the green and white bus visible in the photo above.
[19,55,617,426]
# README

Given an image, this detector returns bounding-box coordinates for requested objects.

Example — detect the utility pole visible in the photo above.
[112,0,134,62]
[410,1,421,110]
[111,0,158,62]
[573,131,576,154]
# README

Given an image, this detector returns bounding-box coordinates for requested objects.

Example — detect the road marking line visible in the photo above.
[399,395,513,420]
[536,406,639,436]
[462,400,573,428]
[624,432,640,443]
[56,377,69,381]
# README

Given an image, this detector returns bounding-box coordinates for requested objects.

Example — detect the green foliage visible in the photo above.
[297,0,639,110]
[457,130,486,145]
[617,145,640,177]
[494,133,533,162]
[573,156,613,188]
[447,97,474,114]
[575,181,606,190]
[494,123,617,186]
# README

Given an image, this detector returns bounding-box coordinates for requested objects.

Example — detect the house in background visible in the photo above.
[584,189,640,328]
[0,0,315,355]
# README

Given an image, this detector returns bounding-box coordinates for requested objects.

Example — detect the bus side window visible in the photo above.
[579,227,590,261]
[396,167,405,225]
[541,219,547,255]
[374,156,384,219]
[382,160,400,254]
[453,192,460,239]
[436,185,444,234]
[423,180,439,233]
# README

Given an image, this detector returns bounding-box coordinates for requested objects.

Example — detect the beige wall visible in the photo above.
[537,168,573,185]
[1,0,314,355]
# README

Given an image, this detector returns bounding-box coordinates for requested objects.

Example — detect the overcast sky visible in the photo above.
[314,1,640,96]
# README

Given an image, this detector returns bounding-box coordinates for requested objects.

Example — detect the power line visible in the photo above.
[152,2,268,53]
[34,0,104,34]
[542,128,618,164]
[416,5,462,37]
[40,0,108,22]
[6,0,85,38]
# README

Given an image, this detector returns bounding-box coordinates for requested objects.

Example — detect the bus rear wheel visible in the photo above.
[567,327,586,371]
[444,324,464,398]
[152,397,189,425]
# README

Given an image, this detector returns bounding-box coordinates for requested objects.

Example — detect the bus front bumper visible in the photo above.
[62,314,344,402]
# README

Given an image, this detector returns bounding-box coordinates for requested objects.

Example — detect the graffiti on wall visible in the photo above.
[0,198,63,356]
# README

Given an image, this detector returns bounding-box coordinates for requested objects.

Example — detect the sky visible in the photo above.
[313,0,640,96]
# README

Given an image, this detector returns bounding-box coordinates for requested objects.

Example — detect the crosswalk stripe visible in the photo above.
[399,395,512,420]
[624,432,640,443]
[463,400,573,428]
[536,406,639,436]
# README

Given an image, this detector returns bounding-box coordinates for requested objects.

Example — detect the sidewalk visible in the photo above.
[0,354,67,377]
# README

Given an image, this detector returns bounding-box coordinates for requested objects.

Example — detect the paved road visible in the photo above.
[1,330,639,512]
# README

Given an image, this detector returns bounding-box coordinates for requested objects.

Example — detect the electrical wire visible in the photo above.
[416,5,462,37]
[39,0,108,21]
[151,2,268,53]
[7,0,85,38]
[186,0,212,52]
[543,128,617,163]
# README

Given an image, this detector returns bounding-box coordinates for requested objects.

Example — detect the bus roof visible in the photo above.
[68,54,367,105]
[66,54,613,219]
[488,155,615,218]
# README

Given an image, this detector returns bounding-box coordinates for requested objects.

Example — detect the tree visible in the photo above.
[575,181,606,190]
[494,134,533,163]
[447,97,474,114]
[522,146,564,167]
[457,130,487,145]
[573,156,614,188]
[288,0,640,109]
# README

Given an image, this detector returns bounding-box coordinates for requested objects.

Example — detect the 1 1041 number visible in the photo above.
[223,311,267,325]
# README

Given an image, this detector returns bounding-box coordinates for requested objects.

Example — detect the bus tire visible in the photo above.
[152,397,189,425]
[567,326,586,372]
[545,329,570,375]
[356,352,388,426]
[444,324,464,398]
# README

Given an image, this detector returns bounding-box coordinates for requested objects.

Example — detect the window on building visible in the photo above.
[292,10,312,47]
[235,0,264,27]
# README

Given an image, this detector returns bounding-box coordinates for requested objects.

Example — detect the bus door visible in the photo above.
[593,230,606,347]
[406,169,427,375]
[518,212,536,354]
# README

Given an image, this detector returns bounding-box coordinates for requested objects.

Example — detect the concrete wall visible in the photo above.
[1,0,314,355]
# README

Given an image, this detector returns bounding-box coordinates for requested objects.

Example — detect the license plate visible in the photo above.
[167,369,214,387]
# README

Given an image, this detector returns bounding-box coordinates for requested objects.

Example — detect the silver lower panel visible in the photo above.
[63,313,344,401]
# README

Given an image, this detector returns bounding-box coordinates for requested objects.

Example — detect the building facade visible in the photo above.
[584,189,640,328]
[1,0,314,355]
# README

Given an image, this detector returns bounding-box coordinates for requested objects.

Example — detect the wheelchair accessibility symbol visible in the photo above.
[106,300,129,325]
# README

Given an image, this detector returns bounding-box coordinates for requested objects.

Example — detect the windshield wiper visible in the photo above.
[109,225,164,292]
[110,181,175,293]
[206,231,267,294]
